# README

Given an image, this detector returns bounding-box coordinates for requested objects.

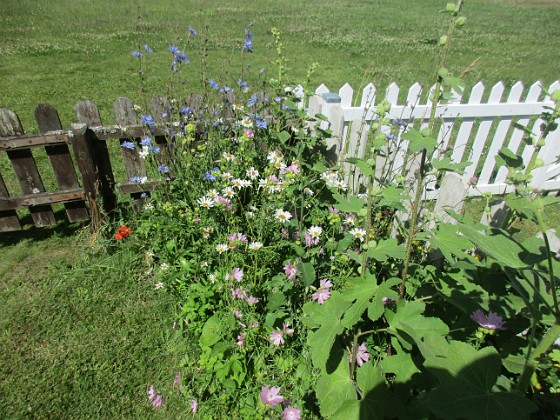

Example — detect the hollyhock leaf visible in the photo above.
[265,311,287,328]
[345,157,373,177]
[304,292,351,370]
[377,185,408,210]
[425,341,537,420]
[297,261,315,287]
[316,350,356,417]
[277,130,291,143]
[403,127,437,153]
[266,291,286,312]
[332,193,365,213]
[367,238,405,261]
[366,277,401,323]
[421,223,479,265]
[380,353,421,384]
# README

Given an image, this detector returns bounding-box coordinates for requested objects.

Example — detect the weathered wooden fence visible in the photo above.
[1,79,559,233]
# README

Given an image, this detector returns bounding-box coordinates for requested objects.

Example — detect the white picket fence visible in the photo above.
[297,80,560,199]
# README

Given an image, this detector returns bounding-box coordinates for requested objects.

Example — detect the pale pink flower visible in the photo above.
[228,232,248,243]
[260,386,284,406]
[283,407,302,420]
[283,322,294,335]
[231,267,244,282]
[152,394,164,407]
[191,399,198,413]
[355,342,370,366]
[237,332,245,347]
[148,385,157,401]
[328,206,340,214]
[270,330,285,346]
[246,296,259,305]
[319,279,333,289]
[233,309,243,319]
[283,262,298,279]
[471,309,506,330]
[312,288,331,304]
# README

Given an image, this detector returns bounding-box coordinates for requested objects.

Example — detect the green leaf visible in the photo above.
[496,147,523,169]
[425,341,537,420]
[297,261,316,287]
[345,157,373,177]
[367,277,401,322]
[432,156,471,174]
[420,223,479,265]
[367,238,405,261]
[403,127,437,153]
[304,292,352,370]
[315,113,329,121]
[277,130,291,143]
[377,185,408,210]
[380,353,421,383]
[315,350,356,417]
[199,315,222,347]
[266,291,286,312]
[283,100,298,110]
[332,193,365,213]
[311,162,329,173]
[459,224,528,269]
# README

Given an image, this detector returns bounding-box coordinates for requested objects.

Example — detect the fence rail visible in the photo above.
[1,79,559,232]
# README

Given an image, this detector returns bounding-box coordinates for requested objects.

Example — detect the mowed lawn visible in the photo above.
[0,0,558,132]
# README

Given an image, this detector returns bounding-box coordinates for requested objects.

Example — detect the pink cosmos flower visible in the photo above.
[471,309,506,330]
[260,386,284,406]
[355,343,370,366]
[191,399,198,413]
[270,330,285,346]
[231,288,247,300]
[284,262,298,279]
[283,407,302,420]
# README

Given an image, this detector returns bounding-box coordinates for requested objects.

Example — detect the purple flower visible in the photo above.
[236,332,245,347]
[174,50,189,63]
[144,44,153,53]
[283,322,294,335]
[173,371,181,386]
[141,114,156,126]
[148,385,163,408]
[230,267,244,282]
[208,79,220,90]
[148,385,157,401]
[148,145,160,154]
[204,171,216,181]
[238,79,248,89]
[190,399,198,413]
[188,26,197,36]
[243,39,253,53]
[355,342,370,366]
[246,296,259,305]
[233,310,243,319]
[283,407,301,420]
[270,330,285,346]
[283,263,298,280]
[260,386,284,407]
[168,45,180,54]
[255,116,267,129]
[386,133,397,141]
[158,165,169,174]
[140,136,152,146]
[132,51,142,58]
[247,95,258,107]
[471,309,506,330]
[121,140,135,150]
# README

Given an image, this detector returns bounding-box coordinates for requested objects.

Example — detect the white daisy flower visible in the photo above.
[350,228,367,242]
[275,209,292,223]
[249,241,263,251]
[308,226,323,239]
[223,152,235,162]
[222,187,235,198]
[222,172,233,181]
[198,196,215,208]
[216,244,228,254]
[246,167,259,180]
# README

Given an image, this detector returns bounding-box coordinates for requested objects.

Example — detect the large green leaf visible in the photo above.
[332,193,366,213]
[377,185,408,210]
[297,261,316,287]
[380,353,421,383]
[316,350,357,417]
[367,238,405,261]
[425,341,537,420]
[304,292,352,370]
[419,223,479,265]
[431,156,471,174]
[199,315,222,347]
[459,224,528,269]
[332,364,397,420]
[403,127,437,153]
[345,157,373,177]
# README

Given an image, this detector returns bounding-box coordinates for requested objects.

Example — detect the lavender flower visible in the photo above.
[140,136,152,146]
[158,165,169,174]
[188,26,197,36]
[168,45,180,54]
[283,407,301,420]
[120,140,135,149]
[260,386,284,407]
[209,79,220,90]
[237,79,248,89]
[270,330,285,346]
[132,51,142,58]
[144,44,153,53]
[140,114,156,126]
[471,309,506,330]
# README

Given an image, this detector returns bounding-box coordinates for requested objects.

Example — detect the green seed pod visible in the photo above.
[438,35,448,46]
[421,128,432,137]
[456,16,467,27]
[446,3,455,12]
[551,90,560,102]
[366,158,375,166]
[534,158,544,168]
[438,67,449,78]
[371,122,380,131]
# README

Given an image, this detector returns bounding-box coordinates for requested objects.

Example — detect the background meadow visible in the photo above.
[1,0,559,417]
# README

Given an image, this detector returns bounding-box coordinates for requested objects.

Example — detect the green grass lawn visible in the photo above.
[1,0,559,417]
[0,0,558,133]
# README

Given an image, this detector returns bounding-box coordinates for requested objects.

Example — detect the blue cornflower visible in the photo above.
[274,96,282,103]
[188,26,197,36]
[158,165,169,174]
[180,107,191,116]
[237,79,248,89]
[243,39,253,53]
[132,51,142,58]
[129,176,143,183]
[141,115,156,126]
[209,79,220,90]
[140,137,152,146]
[144,44,153,53]
[221,86,233,94]
[386,133,398,141]
[149,145,161,154]
[168,45,180,54]
[121,140,135,149]
[204,172,216,181]
[255,116,267,129]
[245,27,254,40]
[174,51,189,63]
[247,95,258,107]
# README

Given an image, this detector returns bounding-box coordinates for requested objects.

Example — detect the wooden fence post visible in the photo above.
[35,104,88,222]
[75,100,117,215]
[0,108,56,227]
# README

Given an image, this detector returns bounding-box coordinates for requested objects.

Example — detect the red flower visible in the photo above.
[115,225,132,241]
[114,233,123,241]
